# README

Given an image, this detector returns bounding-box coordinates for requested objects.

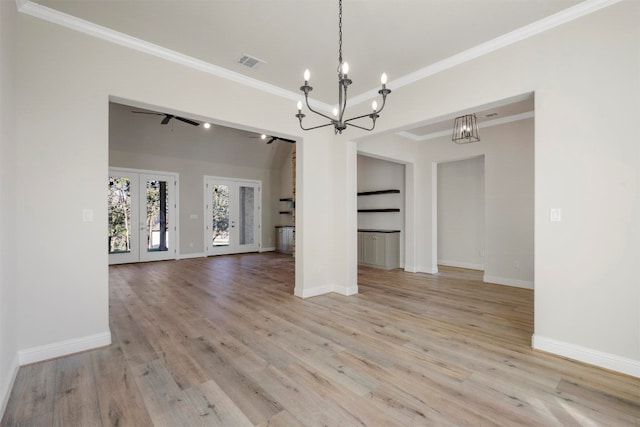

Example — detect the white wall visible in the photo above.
[438,156,485,271]
[0,0,19,414]
[358,1,639,375]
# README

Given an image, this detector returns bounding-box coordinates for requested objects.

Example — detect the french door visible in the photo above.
[205,177,261,256]
[108,168,178,264]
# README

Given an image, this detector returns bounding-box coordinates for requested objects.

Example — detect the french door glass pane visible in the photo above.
[108,176,132,254]
[239,186,255,245]
[212,184,230,247]
[146,180,169,252]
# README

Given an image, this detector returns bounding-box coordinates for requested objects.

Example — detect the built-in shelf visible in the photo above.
[358,208,401,213]
[357,189,401,213]
[279,197,295,215]
[357,189,400,196]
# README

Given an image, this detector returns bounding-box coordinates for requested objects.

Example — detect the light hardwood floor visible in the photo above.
[2,253,639,426]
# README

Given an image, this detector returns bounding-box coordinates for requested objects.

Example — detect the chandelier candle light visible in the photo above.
[295,0,391,134]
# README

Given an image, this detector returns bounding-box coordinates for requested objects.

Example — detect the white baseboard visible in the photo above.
[260,247,276,252]
[333,284,358,296]
[416,266,439,274]
[404,265,417,273]
[483,274,534,289]
[178,252,206,259]
[295,284,334,299]
[294,283,358,298]
[18,331,112,366]
[532,334,640,378]
[0,353,19,420]
[438,260,484,271]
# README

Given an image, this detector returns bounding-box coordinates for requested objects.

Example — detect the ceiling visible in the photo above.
[32,0,584,138]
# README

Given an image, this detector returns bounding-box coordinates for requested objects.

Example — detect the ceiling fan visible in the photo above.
[253,134,296,144]
[132,111,199,126]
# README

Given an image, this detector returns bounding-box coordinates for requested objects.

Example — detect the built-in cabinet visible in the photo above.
[357,230,400,269]
[357,188,401,269]
[275,226,294,254]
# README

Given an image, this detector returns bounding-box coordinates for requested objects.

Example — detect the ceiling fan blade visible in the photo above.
[131,111,163,116]
[175,116,200,126]
[161,115,173,125]
[267,137,276,144]
[278,137,296,144]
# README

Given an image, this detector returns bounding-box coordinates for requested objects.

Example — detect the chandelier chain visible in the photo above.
[338,0,343,72]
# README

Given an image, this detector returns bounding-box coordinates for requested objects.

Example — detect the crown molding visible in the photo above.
[399,111,535,142]
[14,0,333,113]
[349,0,622,108]
[16,0,621,112]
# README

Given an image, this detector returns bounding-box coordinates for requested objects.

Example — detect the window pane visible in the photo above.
[146,180,169,252]
[239,186,255,245]
[212,185,230,246]
[108,176,132,254]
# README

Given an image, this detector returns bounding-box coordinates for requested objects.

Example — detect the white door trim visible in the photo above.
[108,167,180,264]
[203,176,262,256]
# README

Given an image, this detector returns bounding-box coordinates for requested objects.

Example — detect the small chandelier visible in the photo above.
[295,0,391,134]
[452,114,480,144]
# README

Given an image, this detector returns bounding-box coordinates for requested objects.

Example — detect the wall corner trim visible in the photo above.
[18,331,112,366]
[0,353,20,420]
[532,334,640,378]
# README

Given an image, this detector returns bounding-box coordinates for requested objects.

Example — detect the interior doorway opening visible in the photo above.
[436,156,486,272]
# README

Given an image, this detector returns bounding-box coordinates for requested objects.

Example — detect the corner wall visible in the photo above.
[0,0,19,415]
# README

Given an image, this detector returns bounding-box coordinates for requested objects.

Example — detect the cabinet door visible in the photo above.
[285,228,294,252]
[357,232,365,263]
[275,228,283,252]
[384,233,400,269]
[373,233,387,267]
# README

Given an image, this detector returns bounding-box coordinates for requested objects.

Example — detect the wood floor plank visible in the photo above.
[91,336,154,427]
[130,359,204,427]
[3,254,639,426]
[52,352,102,427]
[183,380,254,427]
[1,359,56,426]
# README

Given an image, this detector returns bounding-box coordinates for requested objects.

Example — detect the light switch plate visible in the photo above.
[550,208,562,222]
[82,208,94,222]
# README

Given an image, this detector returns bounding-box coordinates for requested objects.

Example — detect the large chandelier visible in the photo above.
[295,0,391,134]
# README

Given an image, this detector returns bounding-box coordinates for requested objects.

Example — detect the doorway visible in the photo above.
[436,156,485,271]
[204,176,261,256]
[108,167,178,264]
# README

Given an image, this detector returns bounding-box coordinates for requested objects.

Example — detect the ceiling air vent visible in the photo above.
[238,54,266,70]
